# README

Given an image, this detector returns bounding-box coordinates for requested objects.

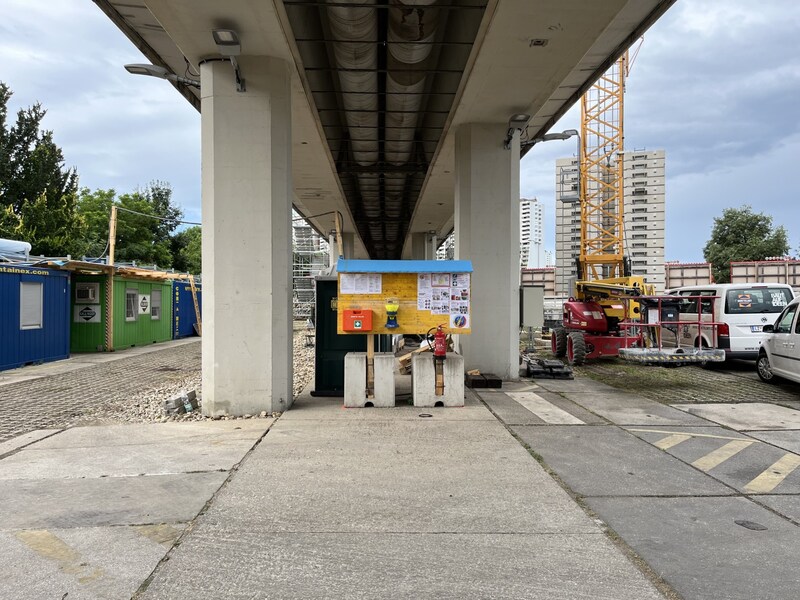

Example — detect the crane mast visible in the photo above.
[579,53,627,282]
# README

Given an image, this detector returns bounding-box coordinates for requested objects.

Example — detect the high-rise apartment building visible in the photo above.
[520,198,544,268]
[554,149,666,294]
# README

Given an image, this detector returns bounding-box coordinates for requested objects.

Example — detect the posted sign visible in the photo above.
[138,294,151,315]
[74,304,101,323]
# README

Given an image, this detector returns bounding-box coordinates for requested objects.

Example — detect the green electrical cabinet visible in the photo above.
[312,277,391,396]
[71,275,173,352]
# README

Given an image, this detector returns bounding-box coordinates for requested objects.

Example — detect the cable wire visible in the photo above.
[114,205,201,226]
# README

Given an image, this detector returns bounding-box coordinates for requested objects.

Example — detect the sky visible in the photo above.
[1,0,798,261]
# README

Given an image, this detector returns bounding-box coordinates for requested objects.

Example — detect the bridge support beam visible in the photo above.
[200,57,293,416]
[454,123,520,380]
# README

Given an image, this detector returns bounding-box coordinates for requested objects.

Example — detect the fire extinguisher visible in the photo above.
[433,324,447,360]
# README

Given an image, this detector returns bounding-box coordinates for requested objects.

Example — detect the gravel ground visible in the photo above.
[70,330,316,426]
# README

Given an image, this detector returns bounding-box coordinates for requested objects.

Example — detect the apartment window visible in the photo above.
[20,282,43,330]
[632,189,647,196]
[632,243,647,248]
[632,252,647,257]
[126,289,138,322]
[632,226,647,231]
[632,154,647,160]
[151,289,162,320]
[632,208,647,213]
[633,260,647,266]
[632,172,647,178]
[631,198,647,205]
[632,234,647,239]
[633,162,647,168]
[632,216,648,222]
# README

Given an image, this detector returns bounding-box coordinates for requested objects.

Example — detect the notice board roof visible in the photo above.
[337,259,472,273]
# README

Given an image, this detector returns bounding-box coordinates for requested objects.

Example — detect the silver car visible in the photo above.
[757,296,800,384]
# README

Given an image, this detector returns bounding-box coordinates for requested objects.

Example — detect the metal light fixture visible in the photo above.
[124,63,200,88]
[212,29,241,55]
[504,113,531,149]
[521,129,582,203]
[212,28,245,92]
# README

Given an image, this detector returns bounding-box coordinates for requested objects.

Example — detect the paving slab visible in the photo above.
[0,421,270,480]
[747,430,800,454]
[478,389,605,425]
[25,420,270,448]
[0,472,228,529]
[585,496,800,600]
[756,494,800,523]
[513,425,733,497]
[139,526,664,600]
[280,392,494,421]
[625,425,800,494]
[533,377,621,394]
[673,402,800,430]
[0,524,181,600]
[563,392,712,426]
[198,418,597,534]
[0,429,61,456]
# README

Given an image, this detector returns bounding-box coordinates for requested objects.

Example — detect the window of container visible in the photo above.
[151,289,162,320]
[126,289,138,322]
[20,282,43,330]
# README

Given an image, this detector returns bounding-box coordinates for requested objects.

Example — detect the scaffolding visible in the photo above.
[292,212,330,320]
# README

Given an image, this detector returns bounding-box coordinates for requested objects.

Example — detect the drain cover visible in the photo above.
[734,519,767,531]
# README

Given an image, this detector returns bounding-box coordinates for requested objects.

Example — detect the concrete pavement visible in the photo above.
[1,382,665,600]
[4,358,800,599]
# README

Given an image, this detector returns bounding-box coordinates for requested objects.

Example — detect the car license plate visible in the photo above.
[750,325,763,332]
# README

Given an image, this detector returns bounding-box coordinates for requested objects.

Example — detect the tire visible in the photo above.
[551,327,568,357]
[757,352,777,384]
[567,332,587,366]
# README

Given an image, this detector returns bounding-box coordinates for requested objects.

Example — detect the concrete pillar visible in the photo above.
[411,232,427,259]
[411,232,437,259]
[341,232,355,259]
[200,57,293,416]
[454,123,520,380]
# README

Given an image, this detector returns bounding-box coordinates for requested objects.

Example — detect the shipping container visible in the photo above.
[0,265,70,371]
[71,275,173,351]
[665,262,714,289]
[172,280,202,339]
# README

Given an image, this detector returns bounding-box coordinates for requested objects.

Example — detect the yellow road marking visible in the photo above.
[654,434,693,450]
[15,530,104,584]
[744,453,800,494]
[627,428,759,442]
[692,439,754,472]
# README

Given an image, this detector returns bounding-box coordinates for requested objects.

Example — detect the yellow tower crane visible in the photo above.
[552,49,655,365]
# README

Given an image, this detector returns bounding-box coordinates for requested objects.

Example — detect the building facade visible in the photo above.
[520,198,544,269]
[555,149,666,294]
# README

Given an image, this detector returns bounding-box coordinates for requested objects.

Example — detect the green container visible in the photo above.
[71,275,173,352]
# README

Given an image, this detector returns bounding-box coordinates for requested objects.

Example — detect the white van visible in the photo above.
[665,283,796,361]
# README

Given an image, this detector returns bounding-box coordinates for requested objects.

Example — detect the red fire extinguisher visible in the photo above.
[433,324,447,359]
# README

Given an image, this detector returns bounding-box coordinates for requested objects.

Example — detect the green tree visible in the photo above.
[703,205,789,283]
[76,188,115,257]
[171,226,202,274]
[0,81,85,256]
[78,182,183,267]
